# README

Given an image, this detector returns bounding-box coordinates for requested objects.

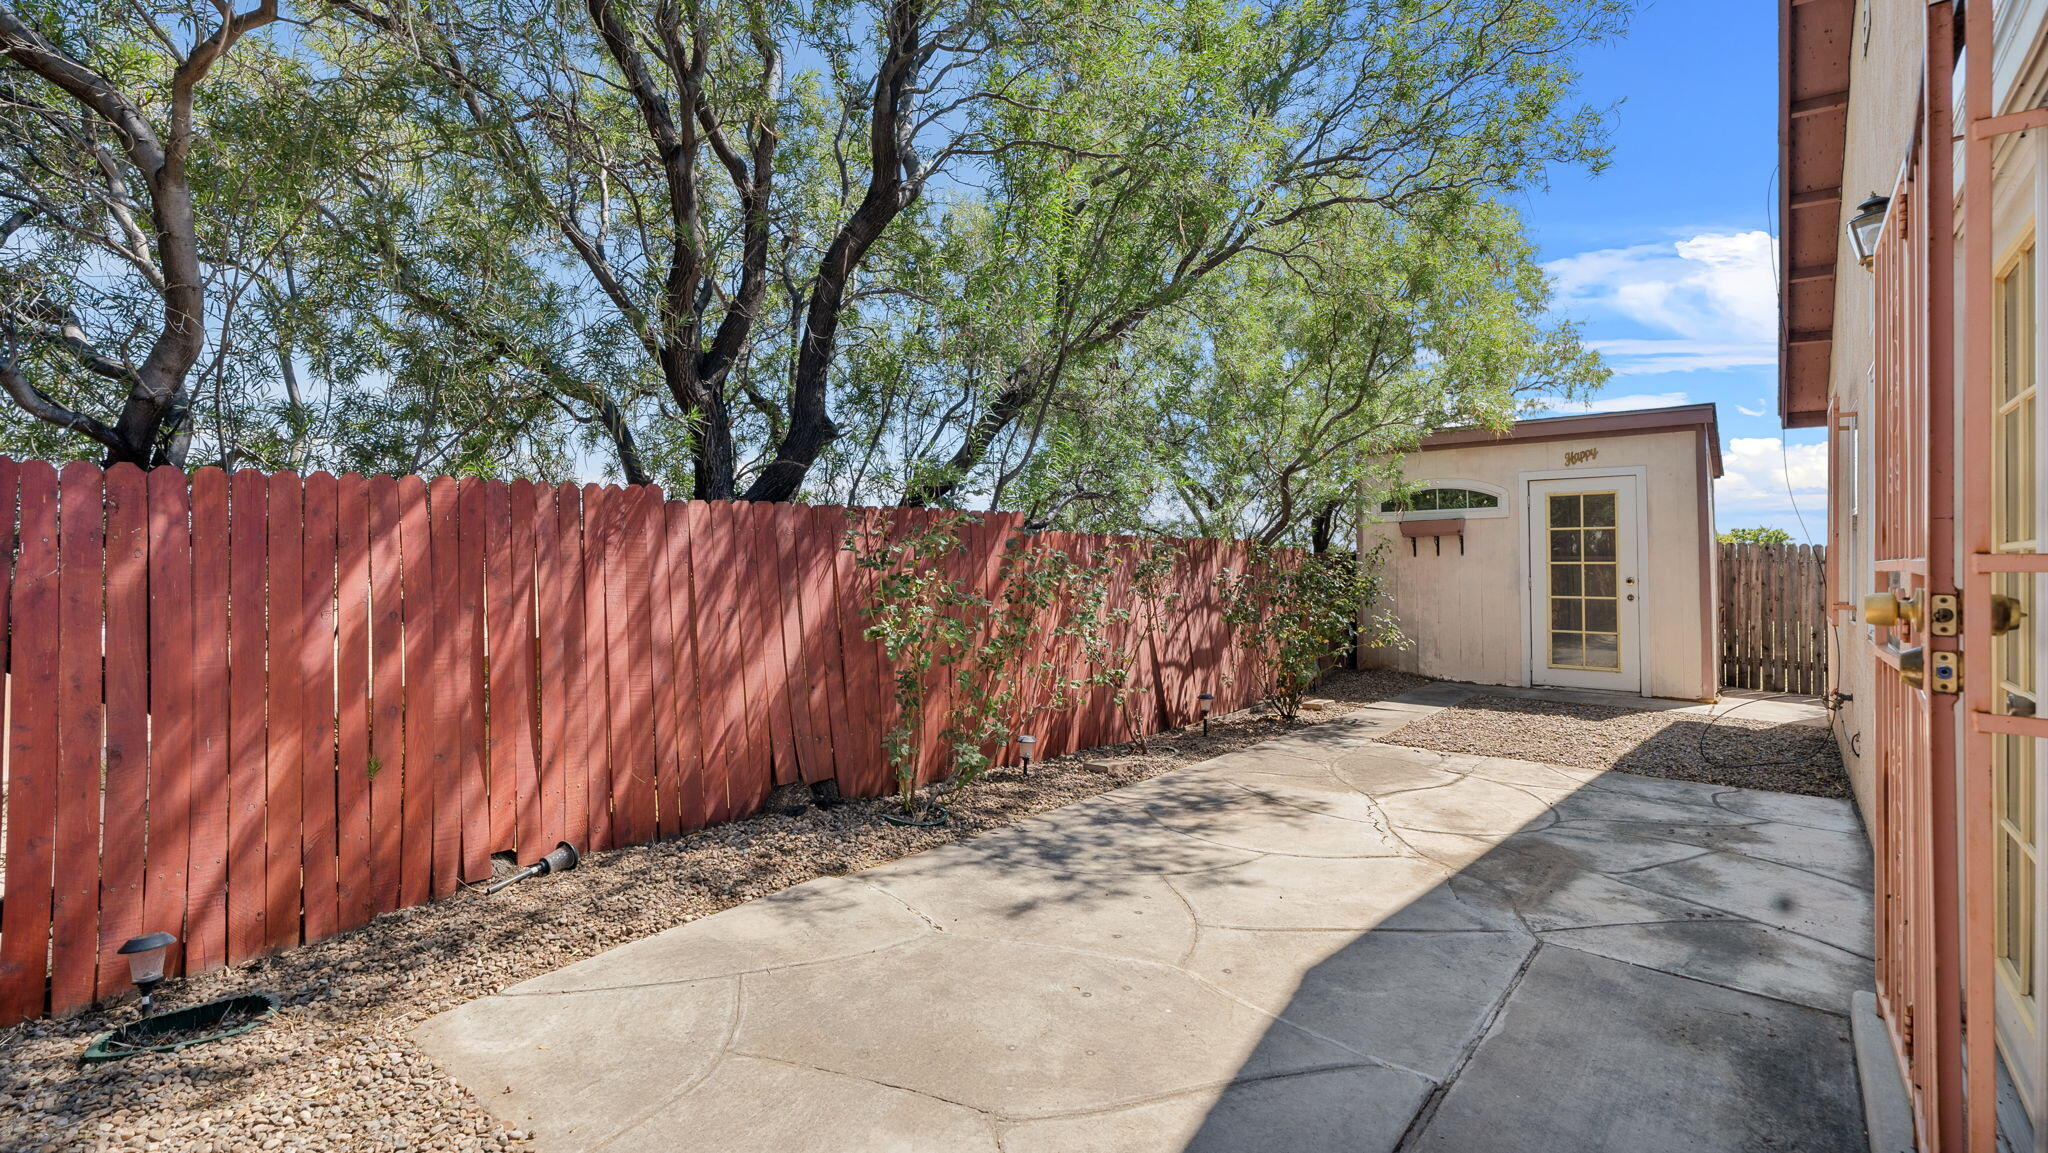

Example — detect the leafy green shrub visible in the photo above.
[1217,545,1402,721]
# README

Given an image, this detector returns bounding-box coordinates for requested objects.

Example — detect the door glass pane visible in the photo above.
[1583,633,1620,669]
[1550,531,1580,560]
[1583,528,1617,561]
[1551,565,1581,595]
[1552,599,1582,630]
[1582,492,1616,527]
[1549,633,1581,667]
[1997,730,2036,998]
[1586,599,1617,632]
[1549,494,1581,526]
[1585,564,1618,597]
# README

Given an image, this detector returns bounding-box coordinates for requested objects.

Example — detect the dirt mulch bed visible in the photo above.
[1378,692,1851,799]
[0,667,1428,1153]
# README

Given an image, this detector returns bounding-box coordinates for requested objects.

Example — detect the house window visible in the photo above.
[1381,487,1501,514]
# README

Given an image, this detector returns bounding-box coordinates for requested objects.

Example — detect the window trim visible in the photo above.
[1378,479,1511,521]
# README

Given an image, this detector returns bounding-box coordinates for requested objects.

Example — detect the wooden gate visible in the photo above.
[1717,542,1828,693]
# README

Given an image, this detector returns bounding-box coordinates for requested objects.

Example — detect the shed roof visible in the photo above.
[1416,403,1724,478]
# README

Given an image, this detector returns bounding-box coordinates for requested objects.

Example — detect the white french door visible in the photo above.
[1526,476,1643,693]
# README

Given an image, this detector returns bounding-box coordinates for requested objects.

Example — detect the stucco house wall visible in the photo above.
[1359,411,1720,702]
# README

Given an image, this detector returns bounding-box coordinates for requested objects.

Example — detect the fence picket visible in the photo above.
[0,463,58,1021]
[454,479,489,881]
[334,475,372,932]
[188,469,232,968]
[52,463,107,1014]
[301,473,340,942]
[137,465,189,982]
[99,466,150,1002]
[366,477,406,916]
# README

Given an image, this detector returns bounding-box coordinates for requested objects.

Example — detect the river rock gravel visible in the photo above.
[0,668,1427,1153]
[1377,691,1851,798]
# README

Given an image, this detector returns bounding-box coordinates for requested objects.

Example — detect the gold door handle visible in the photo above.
[1863,590,1921,627]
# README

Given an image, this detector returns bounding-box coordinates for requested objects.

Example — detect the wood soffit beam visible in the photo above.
[1791,90,1851,117]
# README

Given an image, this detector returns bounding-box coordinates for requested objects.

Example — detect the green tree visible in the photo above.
[1719,527,1795,546]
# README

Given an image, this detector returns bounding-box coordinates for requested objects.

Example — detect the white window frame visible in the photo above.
[1376,478,1512,522]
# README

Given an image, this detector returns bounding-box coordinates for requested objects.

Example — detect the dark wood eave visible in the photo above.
[1779,0,1854,429]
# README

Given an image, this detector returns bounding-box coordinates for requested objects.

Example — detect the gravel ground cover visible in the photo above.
[1377,692,1851,799]
[0,667,1428,1153]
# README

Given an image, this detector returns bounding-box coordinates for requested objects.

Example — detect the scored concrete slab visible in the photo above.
[504,875,929,995]
[414,693,1875,1153]
[1000,1065,1434,1153]
[1408,946,1864,1153]
[732,933,1363,1116]
[1184,927,1536,1078]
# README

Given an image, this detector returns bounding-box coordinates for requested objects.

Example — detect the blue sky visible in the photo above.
[1515,0,1825,541]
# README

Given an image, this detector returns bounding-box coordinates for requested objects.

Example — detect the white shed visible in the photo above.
[1359,404,1723,700]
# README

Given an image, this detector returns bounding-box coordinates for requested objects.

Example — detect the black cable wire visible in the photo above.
[1692,688,1838,772]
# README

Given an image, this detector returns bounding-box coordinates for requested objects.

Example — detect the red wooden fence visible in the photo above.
[0,459,1266,1022]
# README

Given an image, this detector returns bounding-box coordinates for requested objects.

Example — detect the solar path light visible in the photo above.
[1016,733,1038,774]
[118,932,176,1013]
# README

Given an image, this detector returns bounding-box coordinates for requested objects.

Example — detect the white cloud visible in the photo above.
[1717,437,1827,522]
[1546,231,1777,376]
[1735,397,1769,417]
[1532,391,1692,414]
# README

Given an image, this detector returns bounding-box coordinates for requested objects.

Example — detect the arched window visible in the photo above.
[1378,481,1508,520]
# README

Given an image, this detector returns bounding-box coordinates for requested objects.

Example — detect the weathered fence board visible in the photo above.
[0,459,1278,1023]
[1718,542,1830,694]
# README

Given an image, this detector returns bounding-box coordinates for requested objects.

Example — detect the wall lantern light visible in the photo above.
[1847,193,1890,269]
[1197,692,1215,736]
[118,932,177,1012]
[1016,733,1037,774]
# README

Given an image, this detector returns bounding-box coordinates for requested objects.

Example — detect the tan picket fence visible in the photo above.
[1717,541,1829,695]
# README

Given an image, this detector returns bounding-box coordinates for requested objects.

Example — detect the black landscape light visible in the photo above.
[486,841,582,895]
[86,930,279,1063]
[1016,733,1038,774]
[118,932,176,1013]
[1197,692,1215,735]
[1847,193,1890,269]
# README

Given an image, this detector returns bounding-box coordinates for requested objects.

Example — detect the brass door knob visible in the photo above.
[1863,591,1901,626]
[1991,593,2028,637]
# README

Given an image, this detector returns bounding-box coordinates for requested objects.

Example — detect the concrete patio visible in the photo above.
[415,693,1873,1152]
